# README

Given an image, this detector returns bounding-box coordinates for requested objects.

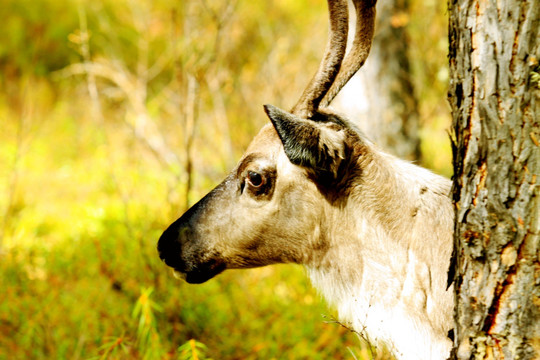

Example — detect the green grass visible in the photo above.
[0,238,366,359]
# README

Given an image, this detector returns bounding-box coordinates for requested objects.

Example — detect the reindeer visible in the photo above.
[157,0,454,359]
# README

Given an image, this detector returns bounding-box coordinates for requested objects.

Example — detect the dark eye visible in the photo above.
[247,171,263,187]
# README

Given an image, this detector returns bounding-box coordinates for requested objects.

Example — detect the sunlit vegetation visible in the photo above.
[0,0,449,358]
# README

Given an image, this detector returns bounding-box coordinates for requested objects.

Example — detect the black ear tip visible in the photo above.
[263,104,278,116]
[263,104,285,125]
[263,104,294,122]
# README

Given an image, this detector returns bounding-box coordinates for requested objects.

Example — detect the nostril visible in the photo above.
[157,224,186,270]
[158,227,178,256]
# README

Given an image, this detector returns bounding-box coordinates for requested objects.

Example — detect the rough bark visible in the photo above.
[448,0,540,358]
[332,0,421,161]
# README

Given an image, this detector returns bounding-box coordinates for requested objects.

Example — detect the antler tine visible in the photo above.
[291,0,349,119]
[320,0,377,108]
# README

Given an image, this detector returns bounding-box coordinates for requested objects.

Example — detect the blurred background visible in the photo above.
[0,0,451,358]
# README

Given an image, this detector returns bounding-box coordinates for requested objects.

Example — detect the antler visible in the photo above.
[321,0,376,107]
[291,0,349,118]
[291,0,377,118]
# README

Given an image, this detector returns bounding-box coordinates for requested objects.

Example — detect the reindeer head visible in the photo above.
[158,0,376,284]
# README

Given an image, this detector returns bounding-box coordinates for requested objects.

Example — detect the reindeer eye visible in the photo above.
[247,171,263,187]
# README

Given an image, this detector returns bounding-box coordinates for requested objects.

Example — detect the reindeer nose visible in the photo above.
[157,224,184,270]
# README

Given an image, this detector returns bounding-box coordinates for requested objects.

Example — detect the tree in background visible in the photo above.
[333,0,421,161]
[448,0,539,357]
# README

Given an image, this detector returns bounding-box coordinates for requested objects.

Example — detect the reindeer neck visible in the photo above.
[306,149,454,360]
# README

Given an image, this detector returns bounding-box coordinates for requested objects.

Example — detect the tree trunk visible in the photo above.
[448,0,540,358]
[332,0,421,161]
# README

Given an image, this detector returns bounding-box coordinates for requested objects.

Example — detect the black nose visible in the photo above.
[157,224,184,270]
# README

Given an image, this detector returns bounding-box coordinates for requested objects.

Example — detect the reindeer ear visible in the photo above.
[263,104,347,181]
